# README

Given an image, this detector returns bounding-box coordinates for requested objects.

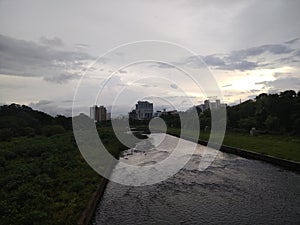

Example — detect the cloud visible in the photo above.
[255,77,300,92]
[247,94,257,99]
[155,62,175,69]
[43,72,81,84]
[202,42,297,71]
[249,89,260,93]
[0,34,94,83]
[150,40,299,72]
[255,81,267,85]
[203,55,259,71]
[284,37,300,45]
[141,84,157,88]
[29,100,53,107]
[203,55,226,67]
[29,99,76,116]
[74,43,89,49]
[170,84,178,89]
[222,84,232,88]
[118,69,127,74]
[39,36,64,47]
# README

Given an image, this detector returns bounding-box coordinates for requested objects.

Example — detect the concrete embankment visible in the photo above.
[170,133,300,172]
[77,159,116,225]
[77,177,109,225]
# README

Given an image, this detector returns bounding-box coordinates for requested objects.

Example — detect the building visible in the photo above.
[129,101,153,120]
[90,105,107,122]
[98,106,107,121]
[153,110,162,117]
[136,101,153,120]
[106,112,111,120]
[196,99,225,112]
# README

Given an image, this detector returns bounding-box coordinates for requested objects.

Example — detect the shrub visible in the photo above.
[265,115,280,132]
[0,128,13,141]
[42,125,65,137]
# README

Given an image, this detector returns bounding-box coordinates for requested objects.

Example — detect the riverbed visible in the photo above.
[92,133,300,224]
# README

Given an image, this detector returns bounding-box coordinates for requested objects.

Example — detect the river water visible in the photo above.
[92,133,300,224]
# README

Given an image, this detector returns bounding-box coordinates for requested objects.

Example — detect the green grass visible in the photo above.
[167,128,300,162]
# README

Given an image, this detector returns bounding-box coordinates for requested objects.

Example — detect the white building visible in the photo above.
[136,101,153,120]
[197,99,225,112]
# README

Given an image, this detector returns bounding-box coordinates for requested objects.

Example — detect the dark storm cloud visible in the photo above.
[202,43,297,71]
[0,34,94,83]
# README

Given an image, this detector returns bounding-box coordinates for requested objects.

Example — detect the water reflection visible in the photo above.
[93,133,300,224]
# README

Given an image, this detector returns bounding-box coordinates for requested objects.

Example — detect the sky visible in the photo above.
[0,0,300,116]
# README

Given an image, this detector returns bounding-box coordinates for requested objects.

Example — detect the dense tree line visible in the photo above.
[226,90,300,134]
[0,106,135,224]
[159,90,300,135]
[0,104,72,141]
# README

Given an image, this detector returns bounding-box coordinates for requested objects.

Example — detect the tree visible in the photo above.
[293,118,300,134]
[42,125,65,137]
[265,115,280,132]
[238,117,257,131]
[0,128,13,141]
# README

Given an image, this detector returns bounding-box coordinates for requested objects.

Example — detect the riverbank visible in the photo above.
[167,128,300,171]
[77,126,142,225]
[0,125,134,225]
[92,132,300,225]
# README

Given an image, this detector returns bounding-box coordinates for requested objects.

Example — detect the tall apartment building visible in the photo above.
[90,105,107,122]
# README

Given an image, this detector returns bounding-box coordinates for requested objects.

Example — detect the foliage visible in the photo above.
[265,115,280,132]
[238,117,257,131]
[0,106,135,225]
[42,125,66,137]
[0,104,72,139]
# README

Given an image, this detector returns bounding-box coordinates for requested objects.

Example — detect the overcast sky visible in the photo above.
[0,0,300,116]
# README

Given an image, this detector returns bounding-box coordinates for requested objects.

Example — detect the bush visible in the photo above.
[0,128,13,141]
[238,117,257,131]
[42,125,65,137]
[293,118,300,134]
[265,116,280,132]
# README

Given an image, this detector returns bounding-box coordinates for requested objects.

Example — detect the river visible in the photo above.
[92,133,300,224]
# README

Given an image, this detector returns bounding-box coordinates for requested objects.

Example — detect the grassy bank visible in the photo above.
[0,127,130,225]
[167,128,300,162]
